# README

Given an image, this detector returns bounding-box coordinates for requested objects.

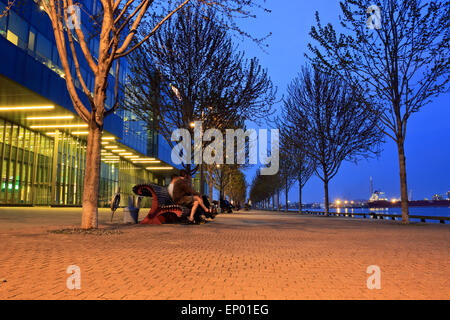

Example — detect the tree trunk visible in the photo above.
[397,140,410,224]
[81,122,102,229]
[208,177,213,203]
[219,174,223,200]
[200,163,204,194]
[324,178,329,216]
[298,176,302,214]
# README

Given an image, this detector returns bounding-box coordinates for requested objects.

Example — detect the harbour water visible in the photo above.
[289,207,450,224]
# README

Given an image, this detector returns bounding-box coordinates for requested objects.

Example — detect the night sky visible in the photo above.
[237,1,450,203]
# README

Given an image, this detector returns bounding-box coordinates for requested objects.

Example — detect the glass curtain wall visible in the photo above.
[53,131,86,206]
[118,159,153,207]
[0,119,53,205]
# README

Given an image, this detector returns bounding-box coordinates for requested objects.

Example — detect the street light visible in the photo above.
[171,84,209,195]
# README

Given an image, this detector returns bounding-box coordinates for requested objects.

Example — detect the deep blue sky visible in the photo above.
[237,1,450,203]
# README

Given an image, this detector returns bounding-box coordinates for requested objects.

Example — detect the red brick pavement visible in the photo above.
[0,208,449,300]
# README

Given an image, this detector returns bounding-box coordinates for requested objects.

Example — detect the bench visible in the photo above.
[132,184,190,225]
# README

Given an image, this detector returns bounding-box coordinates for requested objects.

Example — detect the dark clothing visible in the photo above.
[202,195,211,209]
[178,195,195,207]
[172,178,200,206]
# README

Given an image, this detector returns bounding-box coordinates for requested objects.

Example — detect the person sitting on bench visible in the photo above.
[172,170,211,223]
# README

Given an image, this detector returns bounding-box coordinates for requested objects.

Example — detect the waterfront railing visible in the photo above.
[254,208,449,224]
[300,211,450,224]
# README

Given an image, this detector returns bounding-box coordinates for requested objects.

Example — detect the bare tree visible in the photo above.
[307,0,450,223]
[0,0,15,18]
[277,150,296,212]
[38,0,270,229]
[249,167,279,209]
[224,168,247,205]
[204,123,247,203]
[284,66,383,215]
[125,7,275,175]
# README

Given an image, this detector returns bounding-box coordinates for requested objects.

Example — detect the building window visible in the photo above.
[35,32,52,61]
[6,30,18,45]
[28,29,36,52]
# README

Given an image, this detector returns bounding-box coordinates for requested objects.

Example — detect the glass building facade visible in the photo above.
[0,110,161,207]
[0,0,174,207]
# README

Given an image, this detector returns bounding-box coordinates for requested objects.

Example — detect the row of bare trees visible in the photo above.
[251,0,448,223]
[251,66,382,214]
[124,7,275,176]
[279,66,383,214]
[5,0,446,226]
[307,0,449,222]
[124,7,274,206]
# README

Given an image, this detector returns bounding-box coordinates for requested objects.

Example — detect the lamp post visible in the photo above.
[190,113,205,195]
[216,164,222,200]
[172,84,207,195]
[199,111,205,195]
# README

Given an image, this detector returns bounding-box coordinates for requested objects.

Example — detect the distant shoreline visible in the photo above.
[368,200,450,208]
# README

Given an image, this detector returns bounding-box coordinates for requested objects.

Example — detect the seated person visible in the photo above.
[173,170,211,223]
[201,195,216,218]
[220,198,233,213]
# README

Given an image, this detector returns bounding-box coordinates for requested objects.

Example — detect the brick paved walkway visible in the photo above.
[0,207,448,299]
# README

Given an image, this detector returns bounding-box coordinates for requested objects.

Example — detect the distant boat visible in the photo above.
[368,199,450,208]
[369,190,388,202]
[368,189,450,207]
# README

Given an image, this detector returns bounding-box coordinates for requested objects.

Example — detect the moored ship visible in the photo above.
[368,190,450,208]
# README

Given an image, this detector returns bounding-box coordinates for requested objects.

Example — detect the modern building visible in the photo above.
[0,0,175,207]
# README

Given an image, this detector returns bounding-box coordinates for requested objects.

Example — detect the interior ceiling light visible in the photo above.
[101,137,115,140]
[146,167,173,170]
[104,146,118,149]
[0,105,54,111]
[119,153,133,156]
[30,124,88,129]
[26,115,75,120]
[72,131,89,135]
[133,160,161,163]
